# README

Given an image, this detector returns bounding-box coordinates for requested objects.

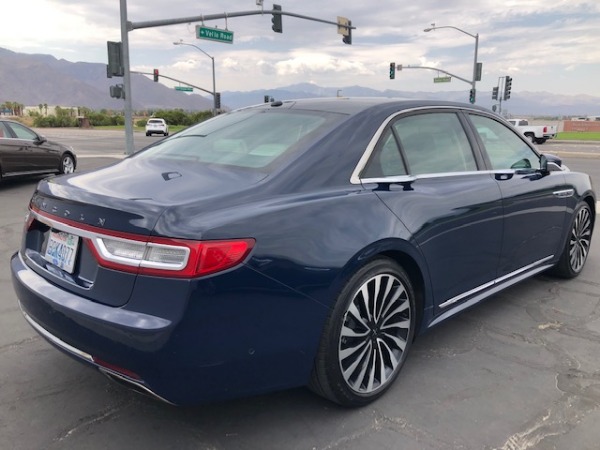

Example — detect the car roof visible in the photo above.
[249,97,492,116]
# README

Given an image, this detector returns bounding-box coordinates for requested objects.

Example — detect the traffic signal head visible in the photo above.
[469,88,476,104]
[389,62,396,80]
[342,20,352,45]
[215,92,221,109]
[109,84,125,99]
[492,86,499,100]
[271,4,282,33]
[503,76,512,100]
[153,69,159,82]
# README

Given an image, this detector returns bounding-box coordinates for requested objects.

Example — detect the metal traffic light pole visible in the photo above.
[423,25,480,104]
[119,0,134,156]
[117,2,355,155]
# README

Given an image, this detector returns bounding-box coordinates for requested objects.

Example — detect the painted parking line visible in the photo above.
[76,154,126,159]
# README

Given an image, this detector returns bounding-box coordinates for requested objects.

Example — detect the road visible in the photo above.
[1,132,600,449]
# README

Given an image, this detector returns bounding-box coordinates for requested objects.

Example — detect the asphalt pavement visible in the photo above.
[1,134,600,449]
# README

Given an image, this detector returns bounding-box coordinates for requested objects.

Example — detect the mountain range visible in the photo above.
[0,47,598,116]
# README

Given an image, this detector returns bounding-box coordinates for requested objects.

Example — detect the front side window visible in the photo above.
[469,114,539,170]
[8,123,37,140]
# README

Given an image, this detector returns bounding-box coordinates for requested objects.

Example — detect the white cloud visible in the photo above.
[2,0,599,96]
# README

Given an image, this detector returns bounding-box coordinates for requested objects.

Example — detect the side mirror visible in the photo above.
[34,135,47,145]
[540,153,562,175]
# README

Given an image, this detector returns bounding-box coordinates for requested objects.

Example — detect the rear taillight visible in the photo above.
[86,234,254,278]
[31,208,254,278]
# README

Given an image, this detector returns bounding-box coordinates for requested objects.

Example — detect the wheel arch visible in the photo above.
[330,238,431,338]
[583,195,596,230]
[60,151,77,170]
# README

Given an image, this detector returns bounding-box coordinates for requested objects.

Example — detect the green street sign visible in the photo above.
[433,76,452,83]
[175,86,193,92]
[196,25,234,44]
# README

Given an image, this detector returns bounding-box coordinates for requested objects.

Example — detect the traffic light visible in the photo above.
[389,62,396,80]
[109,84,125,99]
[503,76,512,100]
[106,41,124,78]
[271,4,282,33]
[342,20,352,45]
[492,86,499,100]
[469,88,476,104]
[215,92,221,109]
[153,69,159,82]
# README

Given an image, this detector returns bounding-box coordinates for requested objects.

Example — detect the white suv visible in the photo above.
[145,118,169,136]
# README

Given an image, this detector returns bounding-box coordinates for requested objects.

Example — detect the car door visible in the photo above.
[0,121,29,174]
[6,122,55,171]
[467,113,568,277]
[360,110,504,311]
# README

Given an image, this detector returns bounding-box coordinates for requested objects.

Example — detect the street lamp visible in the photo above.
[424,25,479,103]
[173,40,217,116]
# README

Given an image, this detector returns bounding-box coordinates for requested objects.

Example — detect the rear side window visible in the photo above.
[363,112,477,178]
[469,115,539,170]
[137,109,342,170]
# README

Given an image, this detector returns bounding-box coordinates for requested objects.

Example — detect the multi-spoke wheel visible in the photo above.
[59,154,75,174]
[309,258,416,406]
[551,202,593,278]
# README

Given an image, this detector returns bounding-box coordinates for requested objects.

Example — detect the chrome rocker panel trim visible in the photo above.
[430,255,554,328]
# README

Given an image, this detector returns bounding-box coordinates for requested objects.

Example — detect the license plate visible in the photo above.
[44,230,80,273]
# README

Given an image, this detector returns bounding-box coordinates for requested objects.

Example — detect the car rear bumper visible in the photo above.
[11,250,326,405]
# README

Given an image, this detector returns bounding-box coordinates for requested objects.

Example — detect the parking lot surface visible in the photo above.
[1,132,600,449]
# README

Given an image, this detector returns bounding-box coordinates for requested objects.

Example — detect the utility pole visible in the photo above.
[117,3,355,155]
[120,0,134,155]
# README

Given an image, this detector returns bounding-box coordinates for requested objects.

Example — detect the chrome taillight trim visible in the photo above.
[31,209,191,272]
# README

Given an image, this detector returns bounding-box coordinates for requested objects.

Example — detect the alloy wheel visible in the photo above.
[569,205,592,273]
[338,273,412,394]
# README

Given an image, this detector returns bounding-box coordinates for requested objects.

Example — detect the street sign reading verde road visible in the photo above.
[434,76,452,83]
[196,25,234,44]
[175,86,193,92]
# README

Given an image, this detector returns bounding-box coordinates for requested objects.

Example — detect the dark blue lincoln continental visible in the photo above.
[11,98,595,406]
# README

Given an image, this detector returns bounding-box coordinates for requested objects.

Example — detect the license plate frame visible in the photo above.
[44,230,80,274]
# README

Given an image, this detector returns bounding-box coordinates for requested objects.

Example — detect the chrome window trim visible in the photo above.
[351,105,489,185]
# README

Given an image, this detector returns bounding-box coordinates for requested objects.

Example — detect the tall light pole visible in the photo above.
[173,41,217,116]
[424,25,479,103]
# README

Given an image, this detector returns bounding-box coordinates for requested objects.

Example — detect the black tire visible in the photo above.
[550,203,593,278]
[59,154,75,174]
[309,258,416,407]
[164,132,169,136]
[146,132,150,136]
[525,133,536,144]
[535,138,547,144]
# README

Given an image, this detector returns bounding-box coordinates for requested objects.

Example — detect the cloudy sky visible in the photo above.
[4,0,600,98]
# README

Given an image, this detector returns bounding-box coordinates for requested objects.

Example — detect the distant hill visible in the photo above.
[0,47,598,116]
[0,47,212,111]
[233,82,600,117]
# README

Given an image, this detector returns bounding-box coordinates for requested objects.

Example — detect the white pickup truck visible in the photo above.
[507,119,557,145]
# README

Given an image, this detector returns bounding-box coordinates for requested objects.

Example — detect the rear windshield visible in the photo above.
[134,109,343,170]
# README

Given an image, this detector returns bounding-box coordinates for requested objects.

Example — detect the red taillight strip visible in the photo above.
[30,207,255,278]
